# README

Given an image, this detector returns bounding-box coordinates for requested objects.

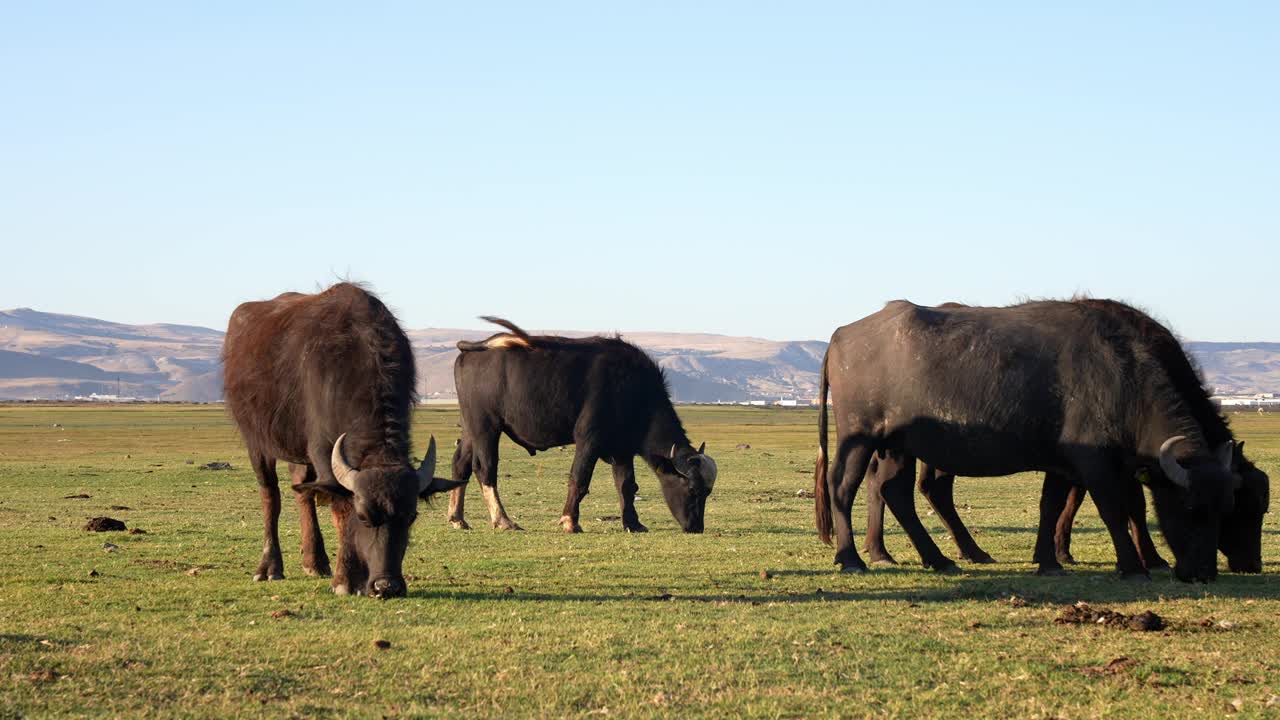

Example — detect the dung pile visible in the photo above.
[83,517,127,532]
[1055,601,1164,631]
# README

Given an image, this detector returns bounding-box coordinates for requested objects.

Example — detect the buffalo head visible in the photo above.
[656,442,717,533]
[1148,437,1236,583]
[1218,441,1269,574]
[294,435,462,598]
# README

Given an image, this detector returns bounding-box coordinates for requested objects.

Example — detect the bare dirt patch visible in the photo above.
[27,668,60,683]
[1077,656,1137,677]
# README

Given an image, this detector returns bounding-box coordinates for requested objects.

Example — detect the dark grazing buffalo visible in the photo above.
[860,455,1168,571]
[859,299,1269,574]
[447,317,716,533]
[223,283,462,598]
[1058,299,1268,573]
[815,300,1237,582]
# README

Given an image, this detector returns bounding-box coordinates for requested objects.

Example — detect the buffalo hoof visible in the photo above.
[933,561,962,575]
[302,554,331,577]
[1121,571,1152,583]
[867,549,897,565]
[1145,559,1171,572]
[493,518,523,531]
[623,522,649,533]
[332,582,352,595]
[449,518,472,530]
[1056,553,1077,566]
[1035,567,1069,577]
[835,549,867,574]
[963,552,997,564]
[255,554,284,581]
[559,516,583,534]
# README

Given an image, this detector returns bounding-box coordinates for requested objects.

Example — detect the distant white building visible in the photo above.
[74,393,140,403]
[1214,393,1280,408]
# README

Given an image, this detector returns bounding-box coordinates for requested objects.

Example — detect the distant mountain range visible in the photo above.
[1,307,1277,403]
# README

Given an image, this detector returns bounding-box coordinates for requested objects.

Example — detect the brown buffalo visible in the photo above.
[222,283,461,598]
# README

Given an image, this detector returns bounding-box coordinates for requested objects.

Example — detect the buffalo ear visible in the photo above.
[697,442,706,454]
[419,477,467,501]
[1214,440,1235,471]
[292,481,351,499]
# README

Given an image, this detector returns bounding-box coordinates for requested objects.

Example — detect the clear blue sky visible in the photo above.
[3,3,1276,341]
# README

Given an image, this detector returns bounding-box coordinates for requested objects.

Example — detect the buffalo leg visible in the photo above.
[1054,483,1086,565]
[1125,482,1169,570]
[829,436,875,573]
[329,495,364,595]
[1033,473,1074,575]
[473,430,521,530]
[250,452,285,582]
[613,457,647,533]
[879,453,958,572]
[306,441,362,593]
[448,438,473,530]
[288,463,331,578]
[862,454,898,565]
[918,466,995,564]
[559,444,599,533]
[1053,477,1168,570]
[1079,465,1149,580]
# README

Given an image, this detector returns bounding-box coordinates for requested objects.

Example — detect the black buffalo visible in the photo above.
[860,456,1168,571]
[815,300,1237,582]
[447,318,716,533]
[223,283,461,598]
[860,299,1268,574]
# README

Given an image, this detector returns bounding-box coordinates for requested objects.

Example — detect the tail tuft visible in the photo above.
[457,317,534,351]
[815,350,833,545]
[479,316,531,340]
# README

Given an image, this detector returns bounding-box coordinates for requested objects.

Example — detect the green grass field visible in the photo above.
[2,404,1278,718]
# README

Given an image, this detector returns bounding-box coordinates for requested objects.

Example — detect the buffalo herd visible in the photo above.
[222,283,1268,596]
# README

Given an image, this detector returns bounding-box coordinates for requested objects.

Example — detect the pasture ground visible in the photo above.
[1,404,1278,719]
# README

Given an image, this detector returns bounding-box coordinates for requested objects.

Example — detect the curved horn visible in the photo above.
[697,442,706,454]
[669,444,677,459]
[330,433,358,492]
[1159,436,1192,489]
[417,435,438,493]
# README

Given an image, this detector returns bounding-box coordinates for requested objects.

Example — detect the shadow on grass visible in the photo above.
[0,633,76,648]
[404,564,1279,606]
